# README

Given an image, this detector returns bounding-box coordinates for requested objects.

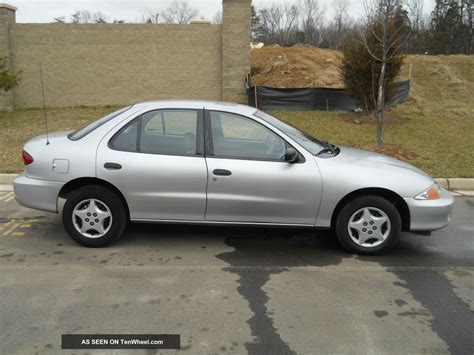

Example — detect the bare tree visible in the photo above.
[70,10,107,24]
[280,4,299,45]
[406,0,423,32]
[359,0,409,146]
[161,0,199,24]
[92,11,108,23]
[322,0,351,49]
[299,0,324,45]
[256,4,299,45]
[405,0,423,51]
[212,10,223,24]
[53,16,65,23]
[256,5,283,44]
[333,0,350,36]
[71,11,91,23]
[141,7,161,24]
[465,0,473,54]
[78,10,92,23]
[71,11,81,23]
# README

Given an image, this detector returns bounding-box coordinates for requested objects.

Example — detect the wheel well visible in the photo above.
[330,188,410,232]
[58,177,130,218]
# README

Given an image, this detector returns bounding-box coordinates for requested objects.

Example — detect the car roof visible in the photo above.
[132,100,258,115]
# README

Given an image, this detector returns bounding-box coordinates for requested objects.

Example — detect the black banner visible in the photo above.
[62,334,180,349]
[246,75,410,112]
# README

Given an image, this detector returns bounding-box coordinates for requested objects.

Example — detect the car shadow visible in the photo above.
[121,222,346,264]
[118,222,474,268]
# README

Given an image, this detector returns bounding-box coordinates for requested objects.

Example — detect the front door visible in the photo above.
[97,109,208,221]
[204,110,322,225]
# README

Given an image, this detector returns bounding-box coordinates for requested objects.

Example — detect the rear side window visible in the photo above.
[109,119,138,152]
[140,110,198,155]
[110,109,199,156]
[68,106,132,141]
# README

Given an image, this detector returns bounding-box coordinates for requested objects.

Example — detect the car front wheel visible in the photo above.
[336,196,401,255]
[62,185,128,247]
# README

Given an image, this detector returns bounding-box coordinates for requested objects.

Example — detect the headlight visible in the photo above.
[414,184,441,200]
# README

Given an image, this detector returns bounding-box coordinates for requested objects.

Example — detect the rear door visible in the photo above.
[97,108,208,221]
[204,110,322,225]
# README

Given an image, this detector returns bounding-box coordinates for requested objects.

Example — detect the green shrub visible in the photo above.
[0,57,21,91]
[340,20,406,112]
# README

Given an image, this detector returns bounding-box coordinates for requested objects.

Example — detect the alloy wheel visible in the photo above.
[347,207,391,248]
[72,198,113,238]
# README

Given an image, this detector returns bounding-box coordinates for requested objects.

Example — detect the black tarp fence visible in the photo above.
[245,75,410,112]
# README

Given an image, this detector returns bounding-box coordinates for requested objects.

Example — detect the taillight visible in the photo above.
[22,150,33,165]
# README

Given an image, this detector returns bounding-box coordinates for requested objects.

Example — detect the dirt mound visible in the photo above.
[250,44,344,88]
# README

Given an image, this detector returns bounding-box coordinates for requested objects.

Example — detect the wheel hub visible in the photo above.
[347,207,391,248]
[72,198,112,238]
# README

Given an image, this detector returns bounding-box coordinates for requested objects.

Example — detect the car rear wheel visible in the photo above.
[336,196,401,255]
[62,185,127,247]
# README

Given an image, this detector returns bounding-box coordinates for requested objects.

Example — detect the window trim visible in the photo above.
[108,108,204,157]
[204,110,305,163]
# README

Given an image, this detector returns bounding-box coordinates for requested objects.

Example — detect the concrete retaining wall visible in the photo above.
[0,0,251,110]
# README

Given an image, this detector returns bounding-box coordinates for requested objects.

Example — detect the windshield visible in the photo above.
[254,110,325,154]
[68,106,132,141]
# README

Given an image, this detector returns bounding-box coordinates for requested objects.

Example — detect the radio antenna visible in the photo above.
[39,62,50,145]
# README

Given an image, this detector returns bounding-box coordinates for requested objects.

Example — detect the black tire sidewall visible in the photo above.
[62,186,127,247]
[336,196,401,255]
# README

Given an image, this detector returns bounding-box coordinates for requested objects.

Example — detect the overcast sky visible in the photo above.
[8,0,435,23]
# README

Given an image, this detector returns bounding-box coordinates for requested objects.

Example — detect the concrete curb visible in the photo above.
[434,178,474,191]
[0,174,16,184]
[1,174,473,190]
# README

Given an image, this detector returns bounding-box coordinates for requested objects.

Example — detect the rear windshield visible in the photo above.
[68,106,132,141]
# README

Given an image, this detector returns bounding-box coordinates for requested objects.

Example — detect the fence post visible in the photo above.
[254,85,258,109]
[408,64,412,80]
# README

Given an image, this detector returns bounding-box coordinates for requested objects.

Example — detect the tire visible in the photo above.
[62,185,128,247]
[336,195,401,255]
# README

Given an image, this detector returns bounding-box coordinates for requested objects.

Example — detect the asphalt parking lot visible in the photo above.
[0,190,473,354]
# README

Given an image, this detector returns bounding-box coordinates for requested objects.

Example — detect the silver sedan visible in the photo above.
[13,101,454,254]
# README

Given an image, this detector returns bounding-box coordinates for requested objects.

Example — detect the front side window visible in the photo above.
[254,110,325,155]
[209,111,286,160]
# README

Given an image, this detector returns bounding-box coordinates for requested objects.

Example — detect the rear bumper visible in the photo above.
[404,187,454,231]
[13,174,63,213]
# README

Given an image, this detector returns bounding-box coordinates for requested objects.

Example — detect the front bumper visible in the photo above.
[404,187,454,231]
[13,174,63,213]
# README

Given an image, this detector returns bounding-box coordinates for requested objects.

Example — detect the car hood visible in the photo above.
[315,146,435,198]
[337,146,431,178]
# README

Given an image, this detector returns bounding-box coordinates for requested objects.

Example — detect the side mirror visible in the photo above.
[284,147,298,163]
